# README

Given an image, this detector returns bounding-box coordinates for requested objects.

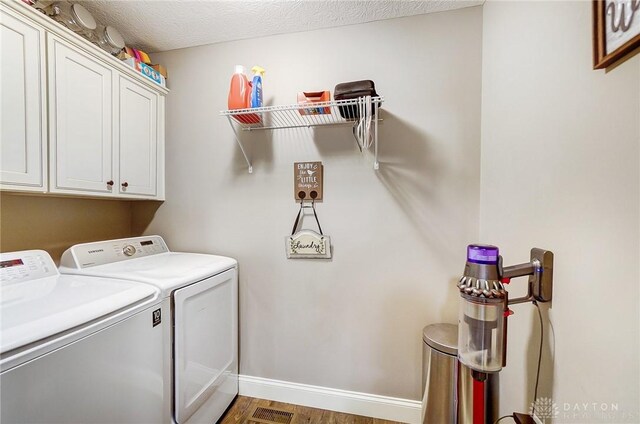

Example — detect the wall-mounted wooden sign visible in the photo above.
[294,161,323,201]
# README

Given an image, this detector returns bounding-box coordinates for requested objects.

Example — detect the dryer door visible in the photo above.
[173,268,238,423]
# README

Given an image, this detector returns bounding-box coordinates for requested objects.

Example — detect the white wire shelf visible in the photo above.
[221,97,383,130]
[220,96,383,173]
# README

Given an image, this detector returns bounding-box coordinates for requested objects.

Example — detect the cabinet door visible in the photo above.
[0,6,47,191]
[117,76,158,197]
[48,35,114,194]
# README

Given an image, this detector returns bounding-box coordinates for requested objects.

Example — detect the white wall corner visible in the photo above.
[238,375,422,424]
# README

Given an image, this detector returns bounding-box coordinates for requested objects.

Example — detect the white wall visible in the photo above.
[134,6,483,401]
[481,1,639,420]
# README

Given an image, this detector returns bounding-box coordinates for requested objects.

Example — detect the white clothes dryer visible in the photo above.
[0,250,168,423]
[60,236,238,424]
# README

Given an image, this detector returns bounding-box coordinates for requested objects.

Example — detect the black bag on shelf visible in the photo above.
[334,80,382,120]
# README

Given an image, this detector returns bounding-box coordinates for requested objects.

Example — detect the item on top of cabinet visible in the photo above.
[297,91,330,115]
[121,50,165,79]
[123,46,136,59]
[32,0,54,13]
[131,48,142,61]
[137,50,151,64]
[117,50,132,61]
[95,25,125,55]
[151,64,168,79]
[334,80,381,119]
[228,65,260,124]
[250,66,265,108]
[122,57,166,87]
[47,2,97,39]
[124,47,152,64]
[120,47,149,62]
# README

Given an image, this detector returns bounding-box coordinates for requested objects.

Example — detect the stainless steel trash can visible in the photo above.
[422,323,458,423]
[422,323,499,424]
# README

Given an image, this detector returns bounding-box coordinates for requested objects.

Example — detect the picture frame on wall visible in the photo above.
[593,0,640,69]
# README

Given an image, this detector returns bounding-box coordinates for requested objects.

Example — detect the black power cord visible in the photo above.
[494,301,545,424]
[531,300,544,416]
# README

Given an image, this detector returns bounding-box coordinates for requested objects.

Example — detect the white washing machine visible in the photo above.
[59,236,238,424]
[0,249,169,423]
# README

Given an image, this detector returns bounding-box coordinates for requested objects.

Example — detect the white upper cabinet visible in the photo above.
[0,5,47,191]
[0,0,167,200]
[117,76,158,197]
[48,35,115,194]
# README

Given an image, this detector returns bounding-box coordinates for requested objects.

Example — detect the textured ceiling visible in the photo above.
[79,0,483,52]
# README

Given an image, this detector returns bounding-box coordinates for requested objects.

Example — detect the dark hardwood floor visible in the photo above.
[219,396,402,424]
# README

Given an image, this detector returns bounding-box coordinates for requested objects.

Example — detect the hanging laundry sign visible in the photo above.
[294,162,323,201]
[287,229,331,259]
[286,168,331,259]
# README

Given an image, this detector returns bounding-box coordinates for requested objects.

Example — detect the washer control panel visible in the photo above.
[61,236,170,269]
[0,250,57,284]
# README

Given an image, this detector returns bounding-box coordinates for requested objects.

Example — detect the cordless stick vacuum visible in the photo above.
[457,245,554,424]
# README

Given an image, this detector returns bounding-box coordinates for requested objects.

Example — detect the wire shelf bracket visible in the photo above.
[221,96,383,173]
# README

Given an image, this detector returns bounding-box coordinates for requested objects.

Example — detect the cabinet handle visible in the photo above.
[121,182,129,188]
[107,180,114,187]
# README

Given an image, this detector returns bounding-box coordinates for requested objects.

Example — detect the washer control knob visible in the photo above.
[123,245,136,257]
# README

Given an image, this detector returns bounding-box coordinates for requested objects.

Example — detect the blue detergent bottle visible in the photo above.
[250,66,265,108]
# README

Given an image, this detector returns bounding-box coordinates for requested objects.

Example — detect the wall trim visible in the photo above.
[238,375,421,424]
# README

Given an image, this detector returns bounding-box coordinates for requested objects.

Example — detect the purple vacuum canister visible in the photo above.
[459,244,506,373]
[467,244,499,265]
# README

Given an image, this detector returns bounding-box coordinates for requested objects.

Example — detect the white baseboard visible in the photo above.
[238,375,422,424]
